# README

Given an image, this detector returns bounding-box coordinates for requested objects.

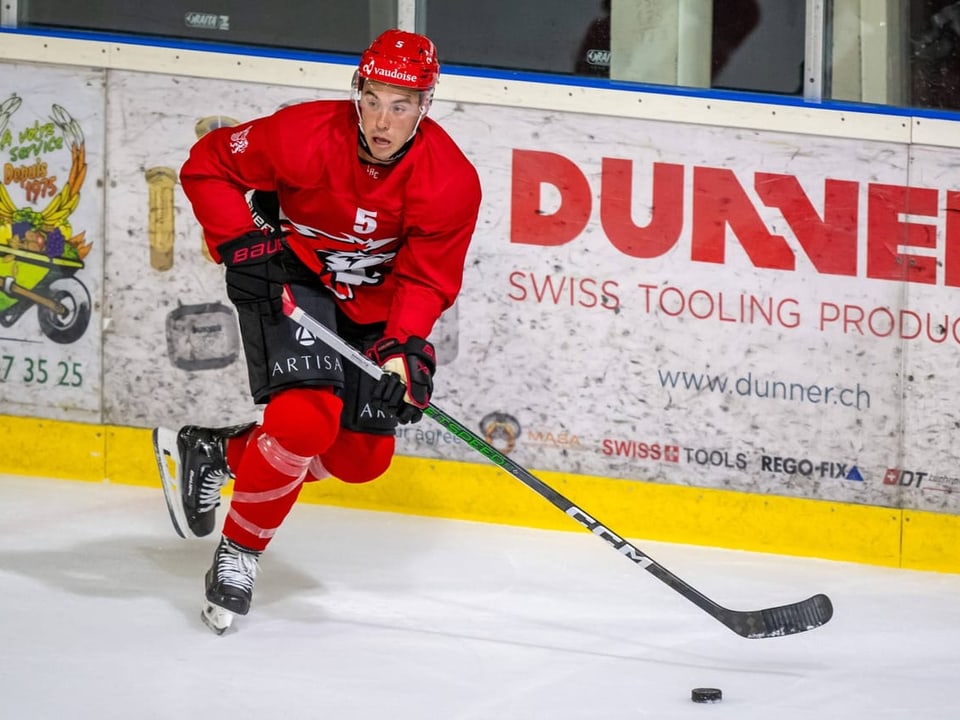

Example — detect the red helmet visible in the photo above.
[358,29,440,92]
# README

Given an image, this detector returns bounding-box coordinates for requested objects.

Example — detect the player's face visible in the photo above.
[358,81,424,163]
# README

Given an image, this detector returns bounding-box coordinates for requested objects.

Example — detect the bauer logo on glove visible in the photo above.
[367,336,436,424]
[218,229,289,314]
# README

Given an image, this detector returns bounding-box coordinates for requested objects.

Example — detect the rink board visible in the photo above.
[3,50,960,577]
[1,413,952,574]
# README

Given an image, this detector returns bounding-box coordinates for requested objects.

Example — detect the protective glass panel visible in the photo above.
[828,0,960,111]
[12,0,960,113]
[427,1,805,96]
[16,0,397,54]
[909,0,960,109]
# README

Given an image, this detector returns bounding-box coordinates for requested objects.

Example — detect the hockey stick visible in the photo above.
[281,288,833,639]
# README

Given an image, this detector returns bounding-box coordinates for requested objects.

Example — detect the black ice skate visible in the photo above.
[202,536,261,634]
[152,423,254,538]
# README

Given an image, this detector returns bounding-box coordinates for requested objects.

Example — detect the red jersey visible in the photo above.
[180,100,482,341]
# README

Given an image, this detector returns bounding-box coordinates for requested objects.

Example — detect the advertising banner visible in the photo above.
[0,64,104,422]
[18,66,955,514]
[424,101,960,514]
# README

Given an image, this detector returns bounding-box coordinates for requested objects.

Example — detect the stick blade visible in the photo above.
[726,593,834,639]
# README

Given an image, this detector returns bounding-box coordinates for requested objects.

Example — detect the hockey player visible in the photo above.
[153,29,482,634]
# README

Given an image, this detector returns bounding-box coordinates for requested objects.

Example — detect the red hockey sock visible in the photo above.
[225,425,256,474]
[223,388,342,551]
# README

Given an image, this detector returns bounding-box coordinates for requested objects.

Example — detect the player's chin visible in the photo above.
[370,144,399,162]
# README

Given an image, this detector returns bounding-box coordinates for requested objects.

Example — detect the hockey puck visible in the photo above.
[691,688,722,703]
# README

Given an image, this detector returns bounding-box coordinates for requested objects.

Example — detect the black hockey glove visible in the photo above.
[367,336,436,424]
[220,229,288,315]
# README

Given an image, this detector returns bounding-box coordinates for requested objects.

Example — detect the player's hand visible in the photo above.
[367,336,436,424]
[219,229,288,314]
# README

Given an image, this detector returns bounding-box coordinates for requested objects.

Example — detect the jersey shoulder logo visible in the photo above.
[229,126,251,154]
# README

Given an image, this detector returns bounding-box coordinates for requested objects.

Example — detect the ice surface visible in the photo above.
[1,474,958,719]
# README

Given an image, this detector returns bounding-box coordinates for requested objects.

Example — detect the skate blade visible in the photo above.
[201,602,235,635]
[152,427,191,539]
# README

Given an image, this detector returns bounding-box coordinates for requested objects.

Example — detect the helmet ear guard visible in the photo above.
[418,86,435,113]
[350,70,362,102]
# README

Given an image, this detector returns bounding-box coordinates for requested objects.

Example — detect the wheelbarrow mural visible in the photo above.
[0,97,94,344]
[0,244,91,343]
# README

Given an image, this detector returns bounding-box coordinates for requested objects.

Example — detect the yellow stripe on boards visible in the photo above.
[297,458,902,568]
[1,415,105,481]
[902,509,960,574]
[0,414,956,573]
